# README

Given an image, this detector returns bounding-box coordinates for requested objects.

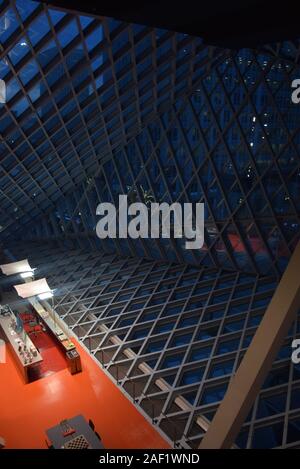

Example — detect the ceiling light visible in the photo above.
[20,271,34,279]
[38,291,53,300]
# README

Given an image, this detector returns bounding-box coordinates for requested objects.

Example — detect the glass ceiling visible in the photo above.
[1,0,300,277]
[0,0,222,233]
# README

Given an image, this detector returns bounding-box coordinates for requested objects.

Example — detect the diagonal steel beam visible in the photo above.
[199,239,300,448]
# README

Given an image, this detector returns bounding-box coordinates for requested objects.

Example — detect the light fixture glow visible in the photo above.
[20,271,34,279]
[38,291,53,300]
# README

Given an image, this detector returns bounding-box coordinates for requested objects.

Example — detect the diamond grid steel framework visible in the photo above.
[0,0,224,234]
[7,240,300,448]
[10,42,300,277]
[1,0,300,451]
[0,2,300,278]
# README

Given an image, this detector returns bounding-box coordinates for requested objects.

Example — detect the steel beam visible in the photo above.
[199,240,300,449]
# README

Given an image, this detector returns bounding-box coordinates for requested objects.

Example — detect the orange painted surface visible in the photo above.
[0,337,169,449]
